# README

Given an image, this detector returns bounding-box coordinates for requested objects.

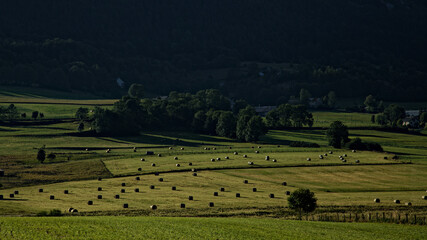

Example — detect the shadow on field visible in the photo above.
[116,134,228,147]
[351,133,390,139]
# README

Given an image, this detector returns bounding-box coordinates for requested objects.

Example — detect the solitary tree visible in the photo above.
[326,121,349,148]
[75,107,89,121]
[288,188,317,220]
[37,149,46,163]
[364,95,377,112]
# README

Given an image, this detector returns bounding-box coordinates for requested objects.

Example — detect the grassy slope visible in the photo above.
[0,217,426,240]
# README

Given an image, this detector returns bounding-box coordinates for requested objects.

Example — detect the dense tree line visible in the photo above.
[0,1,427,103]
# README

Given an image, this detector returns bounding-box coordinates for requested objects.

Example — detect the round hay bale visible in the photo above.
[220,187,225,192]
[135,188,139,192]
[9,194,14,198]
[151,163,156,167]
[106,149,110,153]
[343,154,347,157]
[342,159,347,162]
[229,147,232,149]
[133,147,137,150]
[339,156,342,159]
[71,209,78,213]
[251,146,254,149]
[319,155,323,159]
[14,190,19,194]
[98,177,102,181]
[204,147,208,150]
[192,168,197,172]
[87,200,93,205]
[141,158,145,161]
[68,208,74,212]
[85,148,89,151]
[329,151,333,154]
[150,185,155,189]
[258,146,261,149]
[121,183,126,187]
[138,168,142,171]
[234,152,238,155]
[405,202,412,206]
[150,205,157,210]
[188,196,193,200]
[225,156,229,159]
[269,193,275,198]
[282,182,287,186]
[176,164,180,167]
[355,160,360,163]
[115,195,120,199]
[209,202,214,207]
[236,193,240,198]
[244,180,248,184]
[213,147,216,150]
[192,173,197,176]
[64,190,69,194]
[243,154,247,158]
[248,161,253,165]
[133,149,137,152]
[121,189,125,193]
[123,203,128,208]
[49,195,53,200]
[216,157,221,161]
[97,195,102,199]
[213,192,218,196]
[174,157,178,160]
[384,156,388,159]
[252,188,257,192]
[136,177,140,180]
[422,196,427,200]
[181,147,184,150]
[172,186,176,191]
[374,198,380,203]
[158,153,162,157]
[0,195,3,200]
[159,178,163,182]
[272,159,277,162]
[394,199,400,204]
[265,156,270,160]
[189,162,193,166]
[255,150,259,154]
[98,187,102,191]
[169,147,173,150]
[39,188,43,193]
[285,191,291,195]
[154,172,159,176]
[352,150,356,153]
[180,203,186,208]
[211,158,215,162]
[324,153,328,156]
[307,158,311,161]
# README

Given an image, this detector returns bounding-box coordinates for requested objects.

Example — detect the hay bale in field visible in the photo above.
[0,195,3,200]
[151,163,156,167]
[97,195,102,199]
[355,160,360,163]
[133,149,137,152]
[225,156,229,159]
[138,168,142,171]
[251,146,254,149]
[172,186,176,191]
[150,205,157,210]
[253,188,257,192]
[141,158,145,161]
[192,168,197,172]
[213,147,216,150]
[136,177,140,180]
[234,152,238,155]
[422,196,427,200]
[319,155,323,159]
[64,190,69,194]
[243,154,247,158]
[352,150,356,153]
[374,198,380,203]
[343,154,347,157]
[98,177,102,181]
[258,146,261,149]
[209,202,214,207]
[204,147,208,150]
[405,202,412,206]
[85,148,89,151]
[147,151,154,155]
[71,209,78,213]
[159,178,163,182]
[150,185,155,189]
[135,188,139,192]
[394,199,400,204]
[88,200,93,205]
[121,189,125,193]
[329,151,333,154]
[106,149,110,153]
[192,173,197,176]
[216,157,221,161]
[236,193,240,197]
[98,187,102,191]
[220,187,225,192]
[324,153,328,156]
[68,208,74,212]
[0,169,4,177]
[115,195,120,199]
[169,147,173,150]
[158,153,162,157]
[229,147,232,149]
[188,162,193,166]
[285,191,291,195]
[272,159,277,162]
[188,196,193,200]
[342,159,347,162]
[181,147,185,150]
[133,147,137,150]
[269,194,275,198]
[214,192,218,196]
[255,150,259,153]
[174,157,178,160]
[265,156,270,160]
[282,182,287,186]
[244,180,248,184]
[121,183,126,187]
[248,161,253,165]
[211,158,215,162]
[39,189,43,193]
[123,203,128,208]
[307,158,311,161]
[49,195,53,200]
[384,156,388,159]
[176,164,180,167]
[14,190,19,194]
[180,203,186,208]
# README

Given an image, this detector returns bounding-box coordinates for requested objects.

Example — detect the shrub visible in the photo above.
[345,138,383,152]
[289,141,320,148]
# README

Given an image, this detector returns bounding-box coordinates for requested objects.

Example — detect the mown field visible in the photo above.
[1,217,426,240]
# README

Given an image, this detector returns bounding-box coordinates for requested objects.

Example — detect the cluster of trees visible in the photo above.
[364,95,385,113]
[375,104,406,127]
[298,89,337,109]
[1,1,427,103]
[265,104,314,128]
[0,104,18,121]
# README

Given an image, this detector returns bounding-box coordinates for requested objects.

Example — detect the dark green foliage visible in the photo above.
[77,122,84,132]
[383,104,406,127]
[299,89,311,105]
[376,114,387,125]
[346,138,383,152]
[420,112,427,127]
[0,104,19,121]
[326,121,349,148]
[288,188,317,220]
[232,99,249,115]
[37,209,62,217]
[266,104,313,128]
[236,106,266,142]
[289,141,319,148]
[364,95,378,113]
[128,83,144,99]
[32,111,39,120]
[75,107,89,121]
[371,115,375,123]
[216,111,236,138]
[37,149,46,163]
